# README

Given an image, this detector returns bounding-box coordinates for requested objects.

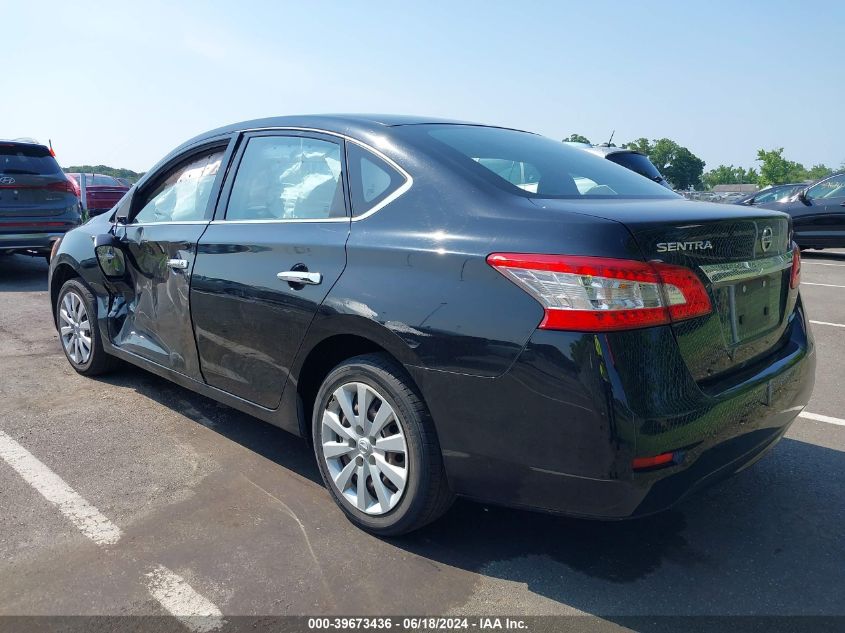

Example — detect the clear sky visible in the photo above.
[5,0,842,173]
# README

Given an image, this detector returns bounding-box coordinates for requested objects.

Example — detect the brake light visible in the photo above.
[632,452,676,471]
[790,246,801,289]
[486,253,712,332]
[65,175,80,198]
[46,180,76,195]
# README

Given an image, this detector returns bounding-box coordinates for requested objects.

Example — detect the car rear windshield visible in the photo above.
[83,174,123,186]
[605,151,664,182]
[413,125,677,199]
[0,144,62,176]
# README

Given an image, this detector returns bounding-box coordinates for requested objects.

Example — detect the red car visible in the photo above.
[65,173,130,216]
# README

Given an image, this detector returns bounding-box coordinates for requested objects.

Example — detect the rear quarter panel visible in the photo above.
[314,162,643,378]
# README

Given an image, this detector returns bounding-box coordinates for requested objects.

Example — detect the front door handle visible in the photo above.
[277,270,322,285]
[166,258,189,270]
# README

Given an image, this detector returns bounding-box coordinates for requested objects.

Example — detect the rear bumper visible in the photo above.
[411,300,815,519]
[0,231,66,253]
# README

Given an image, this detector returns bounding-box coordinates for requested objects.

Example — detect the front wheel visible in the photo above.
[312,354,453,536]
[56,279,118,376]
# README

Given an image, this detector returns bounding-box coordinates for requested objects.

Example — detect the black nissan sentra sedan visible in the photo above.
[48,115,815,535]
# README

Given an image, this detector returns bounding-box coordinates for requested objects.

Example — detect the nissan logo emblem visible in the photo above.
[760,226,773,252]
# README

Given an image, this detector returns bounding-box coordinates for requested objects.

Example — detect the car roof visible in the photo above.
[161,114,525,174]
[0,138,48,149]
[193,114,478,142]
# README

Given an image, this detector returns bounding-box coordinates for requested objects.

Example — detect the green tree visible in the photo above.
[62,164,144,183]
[621,138,705,189]
[622,138,652,155]
[563,133,591,144]
[741,167,759,183]
[755,148,807,186]
[702,165,741,188]
[644,139,705,190]
[702,165,761,189]
[805,164,833,180]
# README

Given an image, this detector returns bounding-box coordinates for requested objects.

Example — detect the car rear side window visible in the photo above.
[417,125,677,199]
[225,136,345,221]
[132,148,224,223]
[347,143,407,216]
[0,144,62,176]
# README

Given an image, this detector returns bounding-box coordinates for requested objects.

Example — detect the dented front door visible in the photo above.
[110,222,207,378]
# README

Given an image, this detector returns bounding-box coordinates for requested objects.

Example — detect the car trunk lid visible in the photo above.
[529,198,797,385]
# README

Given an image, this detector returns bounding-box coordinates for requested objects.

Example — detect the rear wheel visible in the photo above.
[312,354,453,535]
[57,279,118,376]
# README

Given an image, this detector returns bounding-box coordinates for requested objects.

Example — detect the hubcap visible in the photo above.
[59,291,92,365]
[320,382,408,515]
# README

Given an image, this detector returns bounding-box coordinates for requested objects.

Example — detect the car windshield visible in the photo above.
[0,144,62,175]
[809,175,845,200]
[414,125,677,199]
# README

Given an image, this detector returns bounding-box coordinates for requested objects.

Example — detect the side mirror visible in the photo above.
[797,189,810,205]
[94,233,127,279]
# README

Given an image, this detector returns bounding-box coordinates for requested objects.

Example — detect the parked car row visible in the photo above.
[757,172,845,249]
[734,183,807,207]
[66,172,131,216]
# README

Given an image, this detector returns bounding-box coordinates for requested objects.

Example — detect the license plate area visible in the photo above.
[725,273,782,344]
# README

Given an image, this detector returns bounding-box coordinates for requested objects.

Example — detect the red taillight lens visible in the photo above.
[790,246,801,289]
[46,180,76,195]
[65,175,80,198]
[632,452,676,471]
[487,253,712,332]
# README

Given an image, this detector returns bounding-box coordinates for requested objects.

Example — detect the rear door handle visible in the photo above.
[166,258,189,270]
[277,271,322,285]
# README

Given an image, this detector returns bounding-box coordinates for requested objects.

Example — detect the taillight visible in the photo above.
[632,451,676,471]
[65,175,80,198]
[790,246,801,289]
[46,180,76,195]
[486,253,712,332]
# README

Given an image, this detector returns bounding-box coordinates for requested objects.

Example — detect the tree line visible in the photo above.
[563,134,841,190]
[62,164,144,184]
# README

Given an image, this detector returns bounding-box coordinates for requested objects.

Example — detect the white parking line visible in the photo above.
[145,566,225,633]
[802,282,845,288]
[0,430,122,545]
[810,320,845,328]
[799,412,845,427]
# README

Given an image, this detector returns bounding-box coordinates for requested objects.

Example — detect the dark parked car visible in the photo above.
[0,139,82,260]
[734,183,805,206]
[757,172,845,249]
[48,115,814,535]
[66,173,131,216]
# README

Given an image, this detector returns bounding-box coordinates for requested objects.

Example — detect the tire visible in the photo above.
[312,353,454,536]
[56,279,119,376]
